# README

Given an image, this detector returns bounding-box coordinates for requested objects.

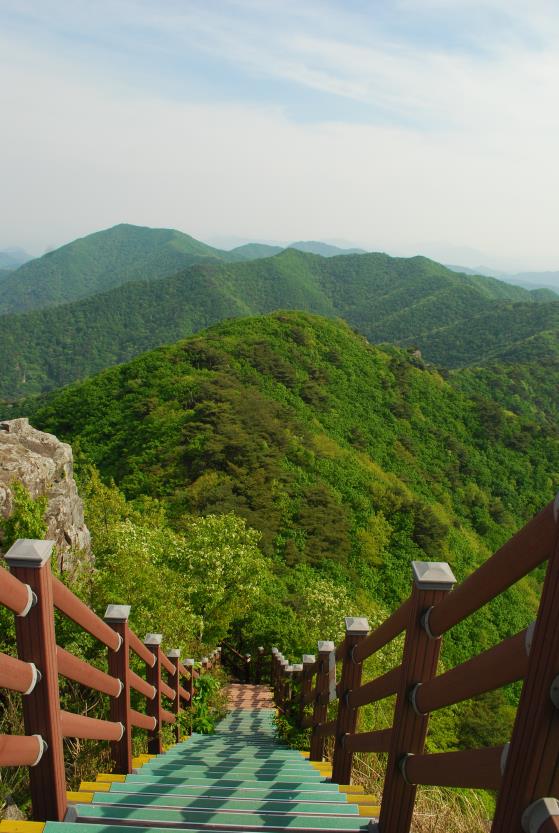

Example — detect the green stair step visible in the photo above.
[140,766,321,777]
[126,776,339,791]
[91,792,359,815]
[70,803,373,830]
[136,771,326,784]
[108,784,346,802]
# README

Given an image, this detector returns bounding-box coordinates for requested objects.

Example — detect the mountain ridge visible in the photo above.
[0,247,556,400]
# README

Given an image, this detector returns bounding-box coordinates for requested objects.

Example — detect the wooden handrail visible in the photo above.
[0,651,39,695]
[0,538,213,822]
[353,598,410,663]
[402,745,505,791]
[344,728,392,754]
[0,735,46,767]
[178,684,191,702]
[130,709,156,731]
[348,665,401,709]
[269,495,559,833]
[56,645,122,698]
[414,627,529,714]
[427,499,557,638]
[59,710,123,742]
[128,627,156,666]
[52,576,120,651]
[129,668,156,699]
[160,679,176,701]
[315,719,336,738]
[160,652,175,675]
[0,563,35,616]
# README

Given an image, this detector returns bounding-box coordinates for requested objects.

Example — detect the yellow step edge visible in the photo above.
[358,806,380,817]
[338,784,364,793]
[79,781,111,793]
[66,791,93,803]
[131,758,145,768]
[345,795,379,804]
[96,774,127,783]
[0,823,45,833]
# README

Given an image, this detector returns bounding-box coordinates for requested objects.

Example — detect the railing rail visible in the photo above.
[270,492,559,833]
[0,538,217,823]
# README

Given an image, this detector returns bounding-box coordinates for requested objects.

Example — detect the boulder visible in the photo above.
[0,418,91,569]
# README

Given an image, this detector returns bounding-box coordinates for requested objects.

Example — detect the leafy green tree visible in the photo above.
[0,482,47,552]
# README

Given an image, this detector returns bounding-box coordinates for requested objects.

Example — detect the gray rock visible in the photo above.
[0,418,91,569]
[2,795,26,821]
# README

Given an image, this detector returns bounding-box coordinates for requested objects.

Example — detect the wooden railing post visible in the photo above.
[310,640,335,761]
[300,654,316,727]
[245,653,251,683]
[332,617,370,785]
[105,604,132,773]
[379,561,455,833]
[284,665,294,711]
[271,648,279,693]
[273,652,283,705]
[5,539,67,822]
[185,658,195,735]
[292,664,303,712]
[276,654,287,711]
[492,510,559,833]
[255,647,264,683]
[167,649,181,744]
[144,633,163,754]
[201,656,209,672]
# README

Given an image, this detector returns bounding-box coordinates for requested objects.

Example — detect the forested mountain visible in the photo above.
[288,240,367,256]
[230,243,284,259]
[0,247,30,270]
[18,312,558,699]
[0,224,248,315]
[398,300,559,367]
[1,248,555,400]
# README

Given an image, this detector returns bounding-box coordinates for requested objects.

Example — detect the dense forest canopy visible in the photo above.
[20,312,557,674]
[1,241,557,401]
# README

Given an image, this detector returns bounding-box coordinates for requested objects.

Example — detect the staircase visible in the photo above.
[39,703,379,833]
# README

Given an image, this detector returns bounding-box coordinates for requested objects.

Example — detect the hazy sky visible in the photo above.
[1,0,558,270]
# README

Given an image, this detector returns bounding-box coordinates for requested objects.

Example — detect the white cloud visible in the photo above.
[0,1,558,268]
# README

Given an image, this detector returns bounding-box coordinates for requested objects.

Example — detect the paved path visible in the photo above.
[226,683,275,710]
[49,709,379,833]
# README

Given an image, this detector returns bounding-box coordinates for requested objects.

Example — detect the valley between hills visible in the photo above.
[1,223,558,765]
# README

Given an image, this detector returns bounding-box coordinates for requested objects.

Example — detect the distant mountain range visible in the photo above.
[14,311,559,676]
[0,246,31,271]
[446,263,559,293]
[0,224,369,316]
[0,223,557,400]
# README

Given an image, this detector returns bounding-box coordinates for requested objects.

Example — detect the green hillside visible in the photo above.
[0,223,244,315]
[0,248,553,400]
[289,240,367,256]
[398,301,559,367]
[230,242,284,259]
[19,313,558,680]
[0,247,30,270]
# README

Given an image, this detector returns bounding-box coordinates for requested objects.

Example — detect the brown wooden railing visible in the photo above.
[271,494,559,833]
[0,538,218,823]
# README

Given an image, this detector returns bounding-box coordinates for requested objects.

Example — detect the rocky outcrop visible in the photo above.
[0,418,91,568]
